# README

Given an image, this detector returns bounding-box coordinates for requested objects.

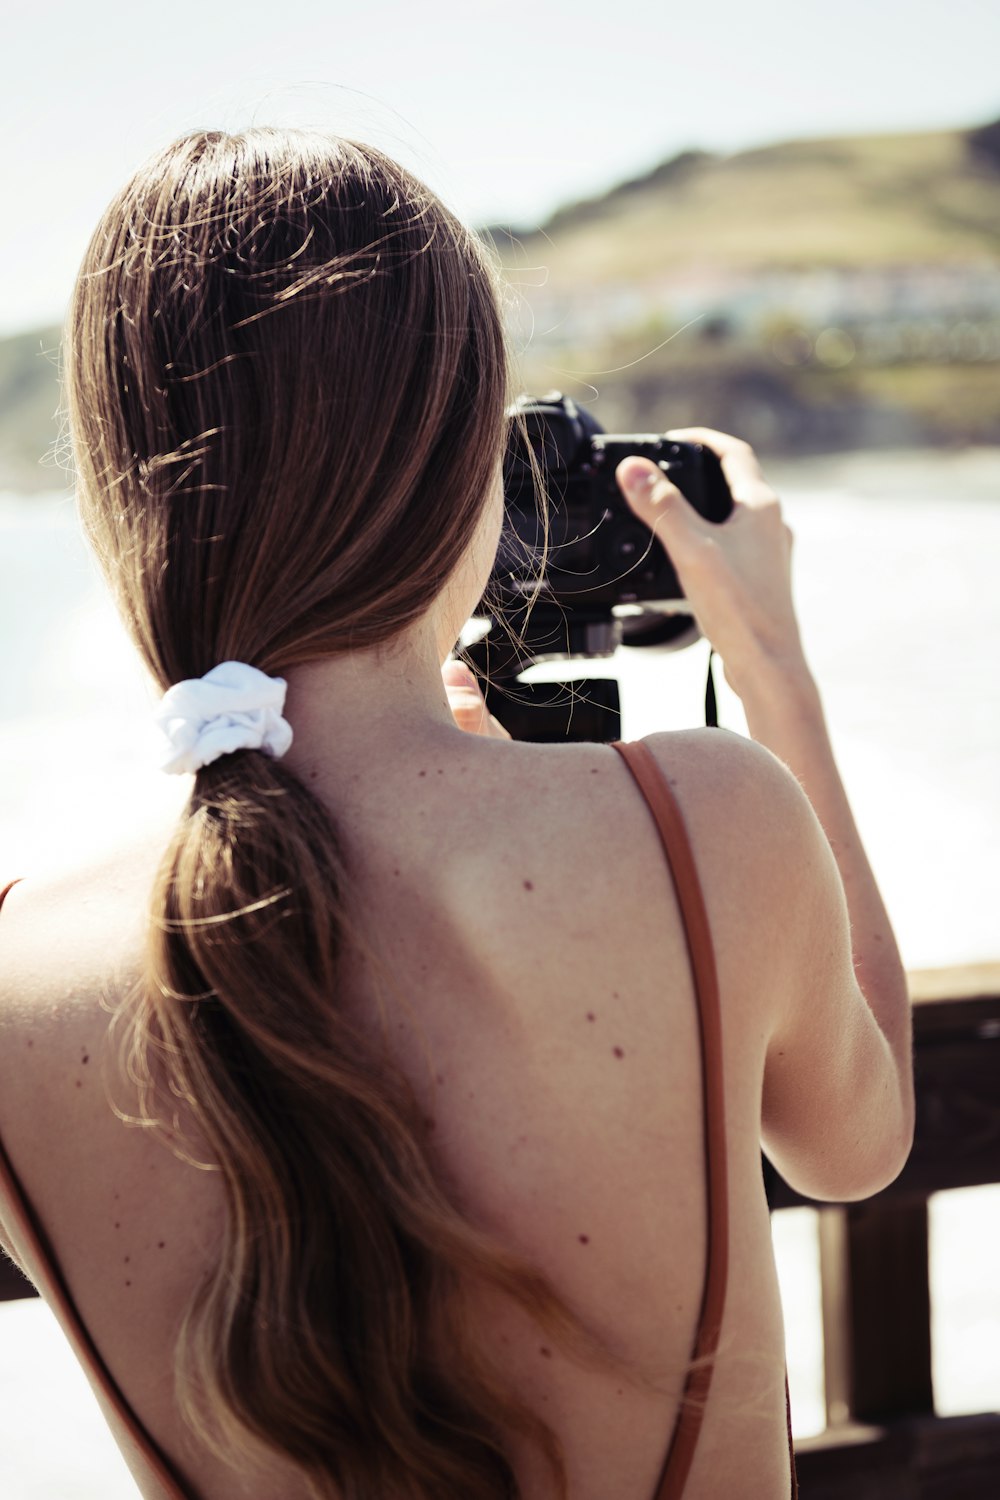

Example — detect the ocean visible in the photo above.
[1,448,998,1496]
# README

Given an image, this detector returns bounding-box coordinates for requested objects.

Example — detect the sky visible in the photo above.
[3,0,1000,338]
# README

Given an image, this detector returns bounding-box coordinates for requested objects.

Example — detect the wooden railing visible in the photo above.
[3,965,999,1495]
[772,964,1000,1498]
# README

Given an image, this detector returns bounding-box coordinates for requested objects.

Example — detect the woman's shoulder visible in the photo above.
[0,829,164,1016]
[638,726,822,867]
[0,839,149,1264]
[619,728,830,1018]
[612,727,816,901]
[0,830,166,1164]
[413,728,813,1046]
[636,723,804,803]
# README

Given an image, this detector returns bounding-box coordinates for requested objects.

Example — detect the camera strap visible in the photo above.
[704,649,719,729]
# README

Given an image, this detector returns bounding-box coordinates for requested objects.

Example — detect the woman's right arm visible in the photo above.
[618,434,914,1201]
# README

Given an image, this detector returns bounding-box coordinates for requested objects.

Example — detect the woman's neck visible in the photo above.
[279,615,465,791]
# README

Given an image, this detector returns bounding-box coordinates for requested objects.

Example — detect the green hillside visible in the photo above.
[0,325,66,495]
[3,118,999,494]
[494,125,1000,285]
[492,120,1000,453]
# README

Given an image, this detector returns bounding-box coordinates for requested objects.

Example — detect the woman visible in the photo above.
[0,129,913,1500]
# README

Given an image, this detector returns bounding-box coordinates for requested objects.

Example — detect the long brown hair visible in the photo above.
[67,129,610,1499]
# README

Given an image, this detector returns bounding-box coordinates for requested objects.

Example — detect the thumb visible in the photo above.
[616,455,707,541]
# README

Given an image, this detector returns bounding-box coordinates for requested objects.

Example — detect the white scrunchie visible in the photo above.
[154,661,293,775]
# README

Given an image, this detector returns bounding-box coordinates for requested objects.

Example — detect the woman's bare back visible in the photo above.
[0,729,797,1499]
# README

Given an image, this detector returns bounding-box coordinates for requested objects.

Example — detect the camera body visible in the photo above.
[467,393,734,741]
[492,392,732,622]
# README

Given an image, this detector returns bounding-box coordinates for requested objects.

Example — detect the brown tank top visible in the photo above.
[0,739,798,1499]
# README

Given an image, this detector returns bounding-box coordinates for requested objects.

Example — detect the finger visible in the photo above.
[616,455,710,528]
[442,658,479,689]
[447,689,511,739]
[443,662,511,739]
[446,683,489,732]
[663,427,776,507]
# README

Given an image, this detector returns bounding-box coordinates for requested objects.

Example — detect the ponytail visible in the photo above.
[113,748,581,1495]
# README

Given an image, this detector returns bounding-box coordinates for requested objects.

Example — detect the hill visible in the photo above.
[3,118,1000,494]
[489,121,1000,452]
[493,125,1000,284]
[0,325,66,495]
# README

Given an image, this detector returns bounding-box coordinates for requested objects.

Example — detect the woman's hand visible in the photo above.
[442,660,511,739]
[617,430,809,701]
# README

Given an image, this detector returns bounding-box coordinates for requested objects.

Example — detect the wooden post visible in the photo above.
[818,1207,853,1427]
[819,1196,934,1426]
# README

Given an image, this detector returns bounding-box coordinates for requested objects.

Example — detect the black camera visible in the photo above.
[465,394,733,742]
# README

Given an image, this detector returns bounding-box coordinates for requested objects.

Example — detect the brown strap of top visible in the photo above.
[610,741,730,1500]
